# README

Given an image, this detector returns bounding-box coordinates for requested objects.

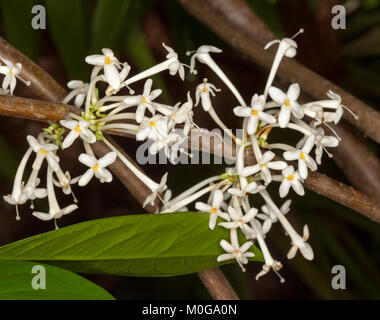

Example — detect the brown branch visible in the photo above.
[304,172,380,223]
[0,37,238,300]
[179,0,380,144]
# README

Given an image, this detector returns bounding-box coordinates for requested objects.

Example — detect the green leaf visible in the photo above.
[0,260,114,300]
[45,0,89,79]
[90,0,132,52]
[0,212,262,277]
[0,0,40,59]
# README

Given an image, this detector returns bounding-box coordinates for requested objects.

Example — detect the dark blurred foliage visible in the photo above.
[0,0,379,299]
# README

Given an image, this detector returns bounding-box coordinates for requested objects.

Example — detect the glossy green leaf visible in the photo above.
[0,260,114,299]
[0,0,40,59]
[0,212,262,277]
[90,0,132,52]
[45,0,89,79]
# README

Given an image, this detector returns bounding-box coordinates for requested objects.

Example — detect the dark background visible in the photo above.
[0,0,379,299]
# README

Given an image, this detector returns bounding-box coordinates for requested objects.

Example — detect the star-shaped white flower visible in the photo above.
[241,151,287,185]
[219,207,257,236]
[168,92,194,135]
[283,135,317,179]
[217,238,254,272]
[123,79,162,123]
[0,57,29,94]
[314,129,339,165]
[233,94,276,135]
[85,48,121,89]
[269,83,304,128]
[279,166,304,198]
[162,43,185,80]
[287,224,313,261]
[78,151,117,186]
[66,80,89,107]
[143,172,168,207]
[195,80,220,112]
[136,115,168,142]
[60,119,96,149]
[195,189,230,230]
[228,181,265,198]
[27,135,59,171]
[189,45,222,73]
[257,200,291,234]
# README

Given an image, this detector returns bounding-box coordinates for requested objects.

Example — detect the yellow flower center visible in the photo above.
[104,56,112,64]
[287,174,294,181]
[142,97,147,103]
[10,70,14,75]
[234,250,239,254]
[172,114,176,118]
[259,163,266,167]
[300,152,305,160]
[210,207,217,214]
[149,121,156,127]
[251,109,258,116]
[285,99,290,107]
[74,125,81,133]
[202,87,208,92]
[93,164,99,171]
[39,149,47,155]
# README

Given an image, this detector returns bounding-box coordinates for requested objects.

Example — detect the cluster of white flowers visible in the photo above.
[2,30,357,281]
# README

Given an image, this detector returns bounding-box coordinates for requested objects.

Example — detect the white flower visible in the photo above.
[143,172,168,207]
[217,235,254,271]
[241,151,287,185]
[148,131,180,157]
[27,135,59,171]
[32,167,77,228]
[168,92,194,135]
[189,45,222,73]
[0,57,30,94]
[158,189,188,213]
[60,119,96,149]
[3,147,34,219]
[124,79,162,123]
[287,224,313,261]
[78,151,117,186]
[219,207,257,236]
[85,48,121,89]
[314,129,339,164]
[195,80,220,111]
[162,43,185,80]
[283,135,317,179]
[228,181,265,198]
[195,189,230,230]
[233,94,276,135]
[269,83,304,128]
[66,80,89,107]
[279,165,304,197]
[136,115,168,142]
[257,200,291,234]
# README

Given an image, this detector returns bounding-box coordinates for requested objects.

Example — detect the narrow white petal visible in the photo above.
[78,169,95,186]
